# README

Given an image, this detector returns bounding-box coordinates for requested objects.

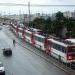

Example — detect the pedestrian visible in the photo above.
[13,39,16,46]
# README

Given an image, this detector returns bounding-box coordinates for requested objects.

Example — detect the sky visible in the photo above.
[0,0,75,15]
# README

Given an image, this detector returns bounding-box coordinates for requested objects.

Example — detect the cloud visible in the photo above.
[0,0,75,5]
[57,0,75,5]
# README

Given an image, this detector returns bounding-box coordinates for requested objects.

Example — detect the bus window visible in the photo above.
[26,32,30,37]
[34,36,44,43]
[52,43,65,53]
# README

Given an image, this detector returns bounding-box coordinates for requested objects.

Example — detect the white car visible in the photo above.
[0,62,5,75]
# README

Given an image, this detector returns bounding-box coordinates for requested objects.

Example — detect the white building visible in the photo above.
[72,10,75,19]
[63,11,72,18]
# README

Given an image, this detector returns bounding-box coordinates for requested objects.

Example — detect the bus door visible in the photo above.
[16,26,19,35]
[22,29,25,41]
[45,39,51,54]
[31,32,35,45]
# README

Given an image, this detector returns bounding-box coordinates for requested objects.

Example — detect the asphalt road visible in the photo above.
[0,26,68,75]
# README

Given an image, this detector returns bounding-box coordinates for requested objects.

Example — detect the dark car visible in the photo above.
[3,48,12,56]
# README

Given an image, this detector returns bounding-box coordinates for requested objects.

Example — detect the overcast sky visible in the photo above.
[0,0,75,15]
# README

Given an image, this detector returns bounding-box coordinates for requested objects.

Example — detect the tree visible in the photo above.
[56,11,64,20]
[64,18,75,38]
[43,17,52,34]
[52,11,65,38]
[30,17,46,30]
[29,11,75,38]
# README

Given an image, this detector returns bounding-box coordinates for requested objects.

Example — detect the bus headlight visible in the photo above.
[68,56,72,60]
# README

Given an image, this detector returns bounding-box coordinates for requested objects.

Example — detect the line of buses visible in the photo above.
[10,24,75,63]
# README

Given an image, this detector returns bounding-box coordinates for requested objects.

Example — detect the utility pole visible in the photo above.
[28,2,30,27]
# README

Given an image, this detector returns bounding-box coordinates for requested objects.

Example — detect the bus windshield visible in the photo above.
[68,48,75,53]
[71,48,75,52]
